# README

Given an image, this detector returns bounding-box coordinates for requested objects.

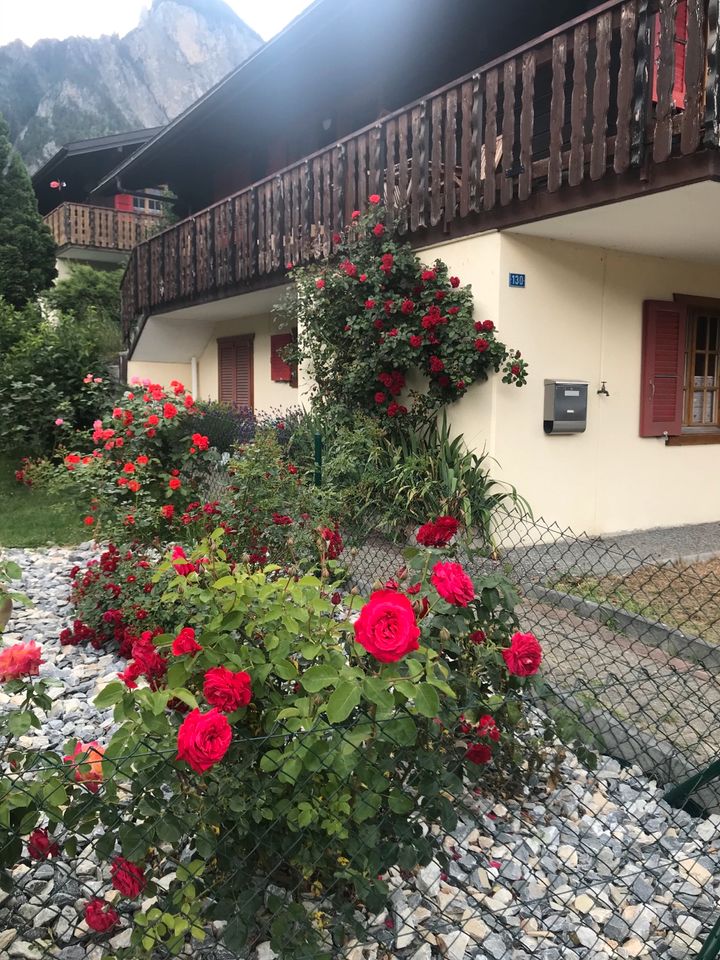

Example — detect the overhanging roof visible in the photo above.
[33,127,164,215]
[92,0,325,196]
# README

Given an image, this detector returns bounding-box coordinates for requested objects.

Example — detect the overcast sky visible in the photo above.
[0,0,314,47]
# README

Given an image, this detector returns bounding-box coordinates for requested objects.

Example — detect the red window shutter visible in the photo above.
[639,300,687,437]
[652,0,688,110]
[270,333,295,384]
[114,194,134,211]
[218,336,254,408]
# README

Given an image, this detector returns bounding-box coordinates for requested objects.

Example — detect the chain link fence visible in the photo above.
[2,514,720,959]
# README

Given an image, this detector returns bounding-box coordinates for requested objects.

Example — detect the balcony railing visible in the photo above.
[46,202,160,254]
[121,0,720,342]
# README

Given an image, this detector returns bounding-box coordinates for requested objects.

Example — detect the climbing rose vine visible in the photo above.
[281,198,527,416]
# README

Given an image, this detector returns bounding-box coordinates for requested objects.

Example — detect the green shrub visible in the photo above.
[44,264,123,325]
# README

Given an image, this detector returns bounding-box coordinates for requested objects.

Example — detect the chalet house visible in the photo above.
[98,0,720,535]
[33,128,165,280]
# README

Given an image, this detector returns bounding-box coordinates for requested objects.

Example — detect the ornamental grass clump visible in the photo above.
[36,520,550,958]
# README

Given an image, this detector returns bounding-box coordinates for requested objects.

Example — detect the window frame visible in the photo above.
[668,294,720,442]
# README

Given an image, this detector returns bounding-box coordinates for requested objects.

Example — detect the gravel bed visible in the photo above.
[0,548,718,960]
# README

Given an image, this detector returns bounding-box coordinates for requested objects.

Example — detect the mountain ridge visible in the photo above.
[0,0,263,172]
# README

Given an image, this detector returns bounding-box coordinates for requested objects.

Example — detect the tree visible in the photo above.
[44,264,122,324]
[0,114,57,306]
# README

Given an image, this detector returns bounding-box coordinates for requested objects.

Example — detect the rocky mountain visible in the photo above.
[0,0,263,172]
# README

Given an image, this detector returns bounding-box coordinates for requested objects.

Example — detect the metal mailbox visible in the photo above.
[543,380,588,434]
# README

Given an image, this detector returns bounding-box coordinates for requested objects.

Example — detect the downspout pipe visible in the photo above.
[191,356,199,399]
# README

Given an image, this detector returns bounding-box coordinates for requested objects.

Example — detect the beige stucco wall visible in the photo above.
[196,314,299,411]
[420,232,720,535]
[127,361,193,389]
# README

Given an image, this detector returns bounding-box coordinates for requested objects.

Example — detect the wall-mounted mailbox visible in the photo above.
[543,380,588,434]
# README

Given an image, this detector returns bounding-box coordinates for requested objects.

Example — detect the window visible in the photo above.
[133,196,145,211]
[684,311,720,428]
[218,335,254,409]
[270,332,298,387]
[640,299,720,439]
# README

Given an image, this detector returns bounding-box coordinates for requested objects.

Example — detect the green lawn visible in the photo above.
[0,455,85,548]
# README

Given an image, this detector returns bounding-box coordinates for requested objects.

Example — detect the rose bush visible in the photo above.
[43,376,221,542]
[280,199,527,420]
[41,523,555,958]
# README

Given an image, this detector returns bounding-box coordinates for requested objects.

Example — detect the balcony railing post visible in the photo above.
[191,218,198,296]
[63,204,71,246]
[631,0,653,167]
[705,0,720,146]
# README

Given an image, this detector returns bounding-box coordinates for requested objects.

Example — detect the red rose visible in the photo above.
[416,516,459,547]
[482,319,495,332]
[448,306,460,315]
[176,708,232,773]
[374,391,387,404]
[351,210,361,219]
[511,363,521,376]
[465,743,492,765]
[380,253,394,274]
[373,223,385,237]
[315,278,325,289]
[332,232,342,244]
[409,335,423,348]
[84,899,119,933]
[122,462,135,474]
[272,513,293,525]
[111,856,146,898]
[450,276,460,288]
[0,640,43,682]
[365,299,376,309]
[429,356,445,373]
[502,632,543,676]
[373,318,384,330]
[203,666,252,712]
[136,454,149,465]
[475,338,489,352]
[28,828,60,860]
[172,627,202,656]
[127,480,141,493]
[161,504,174,520]
[431,561,475,607]
[368,194,381,204]
[168,477,182,490]
[401,299,415,314]
[354,590,420,663]
[163,402,178,419]
[469,629,486,644]
[83,516,95,526]
[388,328,398,337]
[191,433,209,451]
[172,545,197,577]
[421,269,437,282]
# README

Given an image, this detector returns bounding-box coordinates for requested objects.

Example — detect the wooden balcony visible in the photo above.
[46,202,159,256]
[121,0,720,344]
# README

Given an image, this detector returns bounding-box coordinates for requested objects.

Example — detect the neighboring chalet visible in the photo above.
[96,0,720,534]
[33,128,165,280]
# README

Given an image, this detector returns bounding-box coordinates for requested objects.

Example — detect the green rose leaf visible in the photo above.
[362,678,394,712]
[94,681,125,709]
[300,664,338,692]
[414,683,441,718]
[325,681,361,723]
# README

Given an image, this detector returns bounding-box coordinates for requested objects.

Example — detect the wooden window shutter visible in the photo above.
[639,300,687,437]
[652,0,688,110]
[218,336,254,408]
[270,333,295,383]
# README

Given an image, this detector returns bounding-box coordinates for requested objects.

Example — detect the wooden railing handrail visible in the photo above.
[45,201,160,253]
[121,0,717,344]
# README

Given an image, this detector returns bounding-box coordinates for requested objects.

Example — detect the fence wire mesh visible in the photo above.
[1,514,720,960]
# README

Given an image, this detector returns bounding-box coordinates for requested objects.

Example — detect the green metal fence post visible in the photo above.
[314,432,323,487]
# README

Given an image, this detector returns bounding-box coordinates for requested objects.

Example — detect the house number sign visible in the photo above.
[508,273,526,288]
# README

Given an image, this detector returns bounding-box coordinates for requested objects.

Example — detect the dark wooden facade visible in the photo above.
[121,0,720,347]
